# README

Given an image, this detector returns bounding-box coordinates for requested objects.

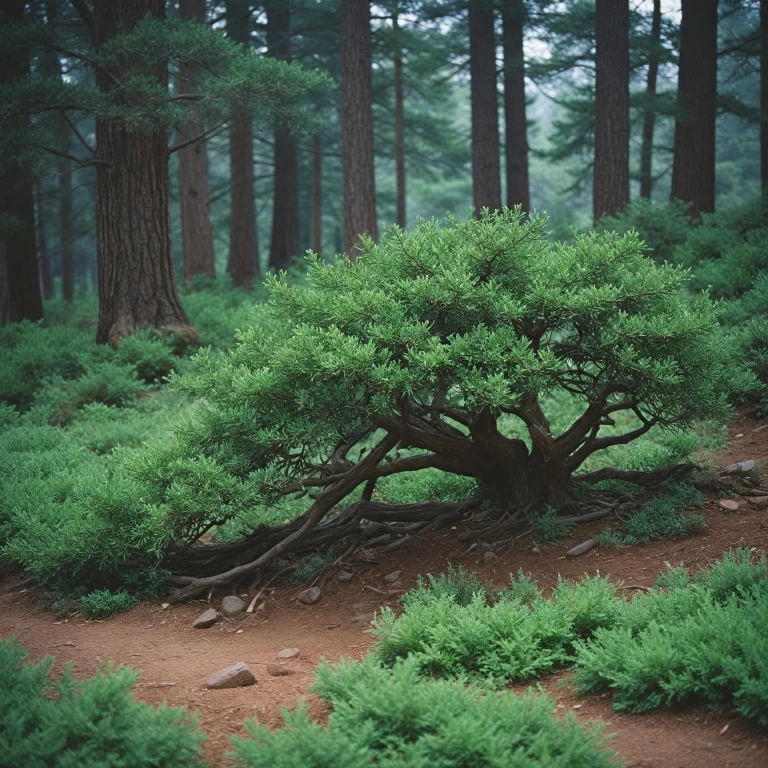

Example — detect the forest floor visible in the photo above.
[3,413,768,767]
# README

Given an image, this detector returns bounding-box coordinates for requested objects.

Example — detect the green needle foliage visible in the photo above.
[0,638,206,767]
[230,655,618,768]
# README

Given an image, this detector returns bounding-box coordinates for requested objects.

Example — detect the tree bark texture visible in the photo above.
[226,0,258,286]
[0,0,43,323]
[671,0,719,218]
[593,0,630,221]
[393,6,406,228]
[312,131,323,256]
[341,0,378,255]
[35,185,54,300]
[762,0,768,197]
[267,3,300,271]
[177,0,216,284]
[501,0,530,212]
[639,0,661,199]
[469,2,502,212]
[93,0,195,345]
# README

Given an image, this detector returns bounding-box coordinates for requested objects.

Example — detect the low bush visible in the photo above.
[79,588,138,619]
[0,638,206,767]
[573,550,768,724]
[230,655,618,768]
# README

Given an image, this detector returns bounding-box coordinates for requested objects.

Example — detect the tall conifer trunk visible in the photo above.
[35,185,54,300]
[393,5,406,228]
[469,1,501,212]
[267,3,300,270]
[178,0,216,284]
[226,0,258,286]
[761,0,768,197]
[593,0,630,221]
[0,0,43,323]
[93,0,195,345]
[671,0,719,218]
[341,0,378,255]
[502,0,529,212]
[312,131,323,256]
[639,0,661,199]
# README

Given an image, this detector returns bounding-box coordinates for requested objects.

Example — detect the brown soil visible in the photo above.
[3,412,768,767]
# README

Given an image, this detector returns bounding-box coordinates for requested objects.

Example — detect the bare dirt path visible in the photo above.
[3,411,768,766]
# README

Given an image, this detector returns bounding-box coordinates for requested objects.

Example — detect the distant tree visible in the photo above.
[671,0,720,218]
[341,0,378,254]
[267,0,300,271]
[392,1,407,227]
[469,0,501,210]
[593,0,629,220]
[639,0,661,199]
[177,0,216,284]
[226,0,259,287]
[762,0,768,195]
[501,0,530,212]
[0,0,42,323]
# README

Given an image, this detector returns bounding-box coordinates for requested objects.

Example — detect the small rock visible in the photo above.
[205,661,256,690]
[221,595,246,618]
[722,460,756,474]
[161,603,170,610]
[335,570,354,582]
[566,538,599,558]
[192,608,222,629]
[278,647,300,659]
[482,551,497,564]
[267,664,299,677]
[298,586,322,605]
[531,546,540,554]
[748,495,768,508]
[719,499,741,512]
[383,570,401,584]
[353,613,375,626]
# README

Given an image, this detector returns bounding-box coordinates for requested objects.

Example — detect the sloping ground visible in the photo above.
[2,412,768,767]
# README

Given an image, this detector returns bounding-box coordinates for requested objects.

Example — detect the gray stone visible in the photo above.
[205,662,256,689]
[353,613,375,626]
[307,556,326,570]
[277,647,300,659]
[566,538,599,558]
[482,551,497,564]
[221,596,246,618]
[267,664,299,677]
[298,586,322,605]
[192,608,221,629]
[748,495,768,508]
[383,570,401,584]
[335,570,355,582]
[719,499,741,512]
[722,460,756,475]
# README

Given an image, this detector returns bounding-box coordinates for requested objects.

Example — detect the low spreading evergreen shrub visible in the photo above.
[79,588,138,619]
[230,656,618,768]
[0,638,206,767]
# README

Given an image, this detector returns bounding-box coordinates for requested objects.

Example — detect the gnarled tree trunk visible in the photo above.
[93,0,195,345]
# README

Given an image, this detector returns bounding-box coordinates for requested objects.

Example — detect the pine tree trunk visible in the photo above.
[178,0,216,284]
[762,0,768,198]
[639,0,661,199]
[312,131,323,257]
[44,0,75,300]
[341,0,378,256]
[226,0,258,286]
[671,0,719,218]
[501,0,529,212]
[93,0,195,345]
[393,6,406,228]
[469,2,502,212]
[59,150,74,301]
[0,0,43,323]
[267,3,300,271]
[593,0,630,221]
[35,185,54,300]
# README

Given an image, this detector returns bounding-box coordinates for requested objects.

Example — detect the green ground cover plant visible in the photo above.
[0,638,206,767]
[230,656,618,768]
